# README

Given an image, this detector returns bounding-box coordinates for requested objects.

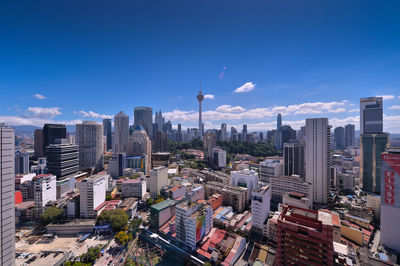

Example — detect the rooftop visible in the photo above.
[151,199,176,211]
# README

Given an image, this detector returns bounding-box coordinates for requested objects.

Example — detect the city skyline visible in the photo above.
[1,1,400,132]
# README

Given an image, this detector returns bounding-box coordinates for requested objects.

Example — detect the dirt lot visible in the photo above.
[15,236,110,266]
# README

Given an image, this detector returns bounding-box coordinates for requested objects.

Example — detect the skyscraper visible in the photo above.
[360,96,388,193]
[360,133,389,193]
[76,121,104,171]
[153,131,167,152]
[34,129,43,158]
[15,151,29,174]
[242,124,247,142]
[360,96,383,134]
[280,125,296,147]
[45,140,79,180]
[134,106,153,139]
[42,124,66,155]
[0,124,15,265]
[203,132,217,162]
[344,124,355,148]
[283,140,305,178]
[305,118,331,205]
[380,148,400,252]
[220,123,227,141]
[155,110,164,132]
[114,111,129,155]
[277,113,282,130]
[103,118,112,151]
[197,90,204,138]
[334,126,345,150]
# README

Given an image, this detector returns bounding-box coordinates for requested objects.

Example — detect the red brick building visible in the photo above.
[276,205,334,265]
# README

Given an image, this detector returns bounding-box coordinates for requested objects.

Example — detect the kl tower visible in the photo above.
[197,84,204,138]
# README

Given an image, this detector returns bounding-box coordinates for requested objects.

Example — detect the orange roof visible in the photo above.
[331,212,340,227]
[171,185,182,192]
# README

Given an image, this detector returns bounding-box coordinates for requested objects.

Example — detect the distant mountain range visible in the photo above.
[13,125,76,137]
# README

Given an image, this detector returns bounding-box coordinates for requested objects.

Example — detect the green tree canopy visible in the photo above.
[96,209,129,232]
[146,198,154,207]
[80,245,102,264]
[40,207,64,225]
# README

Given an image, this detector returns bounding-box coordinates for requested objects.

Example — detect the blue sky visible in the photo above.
[1,0,400,132]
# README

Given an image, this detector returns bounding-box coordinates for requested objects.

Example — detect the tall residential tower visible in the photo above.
[0,125,15,265]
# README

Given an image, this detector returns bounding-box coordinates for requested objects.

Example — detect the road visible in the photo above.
[95,239,118,266]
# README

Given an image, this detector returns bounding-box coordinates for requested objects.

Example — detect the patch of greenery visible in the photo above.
[80,245,102,264]
[96,209,129,232]
[41,207,63,226]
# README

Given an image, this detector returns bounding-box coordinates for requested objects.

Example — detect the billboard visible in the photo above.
[196,214,206,242]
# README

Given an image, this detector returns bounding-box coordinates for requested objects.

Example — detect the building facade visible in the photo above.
[276,206,334,266]
[103,118,112,151]
[360,96,383,134]
[175,201,213,250]
[360,134,389,193]
[134,106,153,139]
[283,140,305,178]
[0,125,15,265]
[33,174,57,218]
[45,141,79,180]
[149,166,168,198]
[251,185,271,233]
[15,151,29,174]
[78,173,107,218]
[114,111,129,155]
[230,169,259,201]
[34,128,44,158]
[76,121,104,171]
[380,149,400,252]
[42,124,67,155]
[305,118,331,205]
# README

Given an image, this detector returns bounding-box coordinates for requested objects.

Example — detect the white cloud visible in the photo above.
[389,105,400,110]
[234,82,255,93]
[216,105,246,113]
[0,116,81,127]
[34,94,46,100]
[163,100,351,123]
[204,94,214,99]
[27,107,62,118]
[377,95,395,100]
[78,111,112,119]
[348,108,359,113]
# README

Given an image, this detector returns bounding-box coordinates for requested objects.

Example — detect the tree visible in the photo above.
[40,207,64,225]
[115,230,132,246]
[146,198,154,207]
[80,246,102,264]
[96,209,129,232]
[129,218,143,232]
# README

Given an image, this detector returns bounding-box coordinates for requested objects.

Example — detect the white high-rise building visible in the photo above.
[78,173,107,218]
[231,169,259,201]
[114,111,129,155]
[175,201,213,250]
[33,174,57,218]
[76,121,104,171]
[149,166,168,198]
[251,185,271,233]
[0,125,15,265]
[305,118,331,205]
